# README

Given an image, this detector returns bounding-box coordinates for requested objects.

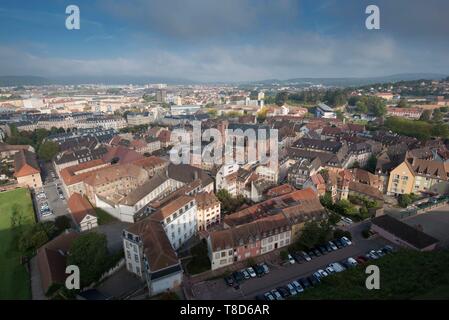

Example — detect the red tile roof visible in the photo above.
[68,193,96,224]
[14,150,40,177]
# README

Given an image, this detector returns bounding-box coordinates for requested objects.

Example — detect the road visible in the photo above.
[191,225,391,300]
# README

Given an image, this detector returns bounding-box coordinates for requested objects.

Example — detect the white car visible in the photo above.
[41,210,53,217]
[37,193,46,200]
[271,290,283,300]
[287,283,298,295]
[292,281,304,293]
[328,241,338,251]
[247,267,257,278]
[241,269,250,279]
[329,262,346,272]
[325,266,335,274]
[317,269,329,277]
[347,257,358,267]
[287,254,295,264]
[341,236,352,246]
[342,217,353,224]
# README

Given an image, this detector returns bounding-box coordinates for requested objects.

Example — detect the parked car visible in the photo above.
[287,254,295,264]
[37,193,46,200]
[253,265,264,277]
[233,271,244,282]
[357,255,368,263]
[264,292,275,301]
[325,243,333,252]
[224,276,234,286]
[318,245,328,254]
[255,294,266,300]
[376,249,385,257]
[271,290,283,300]
[329,262,346,272]
[291,281,304,293]
[313,271,322,281]
[308,275,319,285]
[276,286,290,298]
[261,263,270,274]
[292,252,304,263]
[328,241,338,251]
[341,236,352,246]
[286,283,298,296]
[347,257,358,267]
[247,267,257,278]
[301,251,312,261]
[368,250,380,260]
[41,210,53,217]
[317,269,329,277]
[325,266,335,274]
[241,269,250,280]
[381,245,394,254]
[313,248,321,257]
[334,239,344,248]
[297,278,310,289]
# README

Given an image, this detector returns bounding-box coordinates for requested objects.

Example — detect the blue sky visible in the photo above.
[0,0,448,81]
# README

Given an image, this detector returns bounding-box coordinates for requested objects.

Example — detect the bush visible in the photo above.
[398,194,418,208]
[55,215,71,231]
[280,250,289,261]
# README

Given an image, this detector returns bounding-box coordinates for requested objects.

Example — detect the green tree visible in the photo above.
[67,233,110,287]
[328,213,341,226]
[397,98,409,108]
[365,155,377,174]
[297,221,322,249]
[420,110,432,121]
[38,141,59,161]
[355,96,386,116]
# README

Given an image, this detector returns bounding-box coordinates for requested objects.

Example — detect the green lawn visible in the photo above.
[295,250,449,300]
[0,188,36,299]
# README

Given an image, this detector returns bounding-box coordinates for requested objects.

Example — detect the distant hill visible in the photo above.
[0,76,51,87]
[0,75,197,87]
[245,73,448,87]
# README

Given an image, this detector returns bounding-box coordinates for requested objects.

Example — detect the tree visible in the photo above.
[275,91,288,106]
[297,221,322,249]
[38,141,59,161]
[355,96,386,116]
[398,194,416,208]
[67,233,110,287]
[328,213,341,226]
[319,192,333,209]
[365,155,377,174]
[420,110,432,121]
[55,215,71,232]
[397,98,409,108]
[432,109,444,122]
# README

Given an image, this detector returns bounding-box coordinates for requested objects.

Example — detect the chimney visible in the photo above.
[193,170,199,180]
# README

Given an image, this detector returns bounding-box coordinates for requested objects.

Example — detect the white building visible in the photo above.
[316,103,336,119]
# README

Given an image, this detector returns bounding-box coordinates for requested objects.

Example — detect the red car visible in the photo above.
[356,256,368,264]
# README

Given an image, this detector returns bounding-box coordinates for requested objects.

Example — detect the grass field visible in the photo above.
[0,188,36,299]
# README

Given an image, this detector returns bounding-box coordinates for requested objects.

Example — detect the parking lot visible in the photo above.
[34,162,69,222]
[191,232,392,300]
[403,205,449,248]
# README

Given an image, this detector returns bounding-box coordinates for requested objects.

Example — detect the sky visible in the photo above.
[0,0,448,82]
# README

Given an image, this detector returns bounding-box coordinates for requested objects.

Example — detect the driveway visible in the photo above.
[96,266,145,299]
[97,221,132,253]
[191,233,391,300]
[403,205,449,248]
[30,256,47,300]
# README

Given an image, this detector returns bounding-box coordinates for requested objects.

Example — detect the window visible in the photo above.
[134,254,139,262]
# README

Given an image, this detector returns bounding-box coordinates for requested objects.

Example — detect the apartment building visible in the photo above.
[123,219,183,296]
[195,192,221,231]
[150,195,197,250]
[207,213,291,270]
[387,157,449,195]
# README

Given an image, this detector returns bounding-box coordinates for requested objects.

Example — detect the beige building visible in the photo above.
[14,150,42,189]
